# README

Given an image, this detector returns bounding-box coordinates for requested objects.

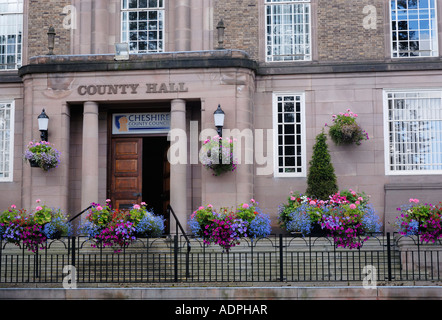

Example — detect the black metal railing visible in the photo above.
[0,204,441,284]
[1,232,441,285]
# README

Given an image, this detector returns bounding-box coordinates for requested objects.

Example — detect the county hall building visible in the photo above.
[1,0,442,233]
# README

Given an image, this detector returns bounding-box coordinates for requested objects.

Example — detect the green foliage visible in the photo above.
[306,131,338,200]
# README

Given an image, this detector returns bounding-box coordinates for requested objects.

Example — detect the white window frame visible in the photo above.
[265,0,312,62]
[383,89,442,175]
[273,92,307,177]
[121,0,165,54]
[390,0,439,58]
[0,100,14,182]
[0,0,23,70]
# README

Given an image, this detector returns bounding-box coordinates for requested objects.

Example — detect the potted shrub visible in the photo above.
[200,135,237,176]
[327,109,369,146]
[305,131,338,200]
[24,140,61,171]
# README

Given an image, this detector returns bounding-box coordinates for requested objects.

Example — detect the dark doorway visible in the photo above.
[142,136,170,233]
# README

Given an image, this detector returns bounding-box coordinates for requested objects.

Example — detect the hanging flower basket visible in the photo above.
[0,199,72,253]
[278,189,382,249]
[24,140,61,171]
[200,135,237,176]
[189,199,271,252]
[80,200,165,252]
[327,109,369,146]
[395,198,442,243]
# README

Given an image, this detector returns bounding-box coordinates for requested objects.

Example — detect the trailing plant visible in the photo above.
[395,198,442,243]
[0,200,72,252]
[279,189,382,249]
[189,199,271,252]
[80,201,165,252]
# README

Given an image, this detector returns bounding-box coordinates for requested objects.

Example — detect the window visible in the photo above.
[121,0,164,53]
[390,0,438,58]
[273,93,306,177]
[0,101,14,181]
[265,0,311,62]
[384,90,442,174]
[0,0,23,70]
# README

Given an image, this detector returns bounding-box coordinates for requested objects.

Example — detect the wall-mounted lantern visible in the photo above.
[213,104,225,137]
[38,109,49,142]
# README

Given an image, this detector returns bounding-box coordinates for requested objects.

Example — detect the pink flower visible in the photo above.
[409,198,420,204]
[309,200,316,205]
[106,199,111,202]
[198,206,205,211]
[96,206,103,211]
[36,206,43,211]
[141,202,147,206]
[349,204,357,209]
[242,203,249,209]
[36,199,41,203]
[11,204,16,209]
[290,196,296,201]
[133,204,140,210]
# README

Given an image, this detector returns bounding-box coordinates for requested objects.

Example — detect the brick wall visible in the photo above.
[27,0,71,60]
[317,0,385,62]
[213,0,259,61]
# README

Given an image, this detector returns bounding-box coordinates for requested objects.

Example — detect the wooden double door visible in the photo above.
[109,137,170,231]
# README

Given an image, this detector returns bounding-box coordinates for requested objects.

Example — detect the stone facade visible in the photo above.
[2,0,442,235]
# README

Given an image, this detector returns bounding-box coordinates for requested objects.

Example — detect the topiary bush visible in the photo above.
[306,131,338,200]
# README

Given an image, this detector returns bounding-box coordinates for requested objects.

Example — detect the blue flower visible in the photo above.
[135,213,165,237]
[286,204,313,236]
[43,216,73,239]
[249,213,271,239]
[188,216,202,236]
[361,204,382,233]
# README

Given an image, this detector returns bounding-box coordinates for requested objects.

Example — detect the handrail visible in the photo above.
[68,205,93,222]
[167,204,191,253]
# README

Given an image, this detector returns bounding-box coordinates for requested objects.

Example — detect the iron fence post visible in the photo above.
[279,234,284,282]
[386,232,392,281]
[174,234,178,282]
[71,236,76,268]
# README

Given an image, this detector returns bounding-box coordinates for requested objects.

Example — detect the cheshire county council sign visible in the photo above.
[112,112,171,135]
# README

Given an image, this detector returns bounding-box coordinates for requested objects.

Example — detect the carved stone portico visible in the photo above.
[19,50,256,229]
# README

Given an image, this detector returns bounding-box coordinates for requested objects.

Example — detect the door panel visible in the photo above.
[110,138,143,210]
